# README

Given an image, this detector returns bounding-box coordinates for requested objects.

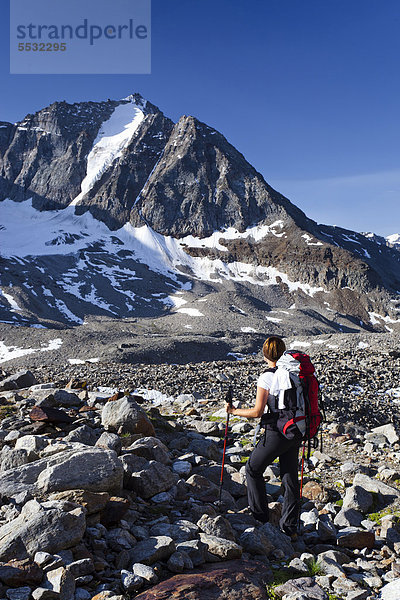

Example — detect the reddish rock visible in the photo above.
[302,480,329,503]
[30,406,73,424]
[0,558,43,586]
[337,528,375,549]
[133,560,272,600]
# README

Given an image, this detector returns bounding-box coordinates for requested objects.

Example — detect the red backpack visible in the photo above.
[286,350,324,453]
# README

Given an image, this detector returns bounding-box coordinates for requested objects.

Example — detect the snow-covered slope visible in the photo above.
[70,100,146,205]
[387,233,400,249]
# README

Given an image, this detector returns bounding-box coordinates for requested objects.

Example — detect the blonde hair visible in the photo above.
[263,336,286,362]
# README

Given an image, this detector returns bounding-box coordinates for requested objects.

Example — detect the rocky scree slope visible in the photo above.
[0,346,399,598]
[0,94,399,332]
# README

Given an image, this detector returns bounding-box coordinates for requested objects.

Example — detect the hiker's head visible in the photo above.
[263,336,286,363]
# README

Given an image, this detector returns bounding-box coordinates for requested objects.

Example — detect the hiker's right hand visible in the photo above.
[225,402,235,414]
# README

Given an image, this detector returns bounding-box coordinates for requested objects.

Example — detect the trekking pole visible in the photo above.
[218,385,233,504]
[298,439,306,530]
[299,439,306,499]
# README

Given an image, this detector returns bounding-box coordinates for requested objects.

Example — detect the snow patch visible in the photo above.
[176,308,204,317]
[0,337,63,363]
[241,327,257,333]
[70,101,145,206]
[302,234,323,246]
[0,289,21,311]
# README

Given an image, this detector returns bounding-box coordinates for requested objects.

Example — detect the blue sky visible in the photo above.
[1,0,399,235]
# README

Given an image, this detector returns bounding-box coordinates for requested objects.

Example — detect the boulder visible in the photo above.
[63,425,98,446]
[133,560,272,600]
[342,485,374,513]
[0,447,123,498]
[48,490,110,515]
[274,576,328,599]
[126,437,171,465]
[0,558,43,586]
[187,439,220,461]
[259,523,295,559]
[337,527,375,549]
[42,566,75,600]
[199,533,242,560]
[0,371,37,391]
[353,473,400,499]
[129,536,175,565]
[239,527,275,556]
[197,515,235,541]
[121,455,176,499]
[380,579,400,600]
[371,424,399,445]
[95,432,122,454]
[101,397,155,436]
[0,500,86,561]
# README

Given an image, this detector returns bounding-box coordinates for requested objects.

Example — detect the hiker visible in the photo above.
[225,336,302,537]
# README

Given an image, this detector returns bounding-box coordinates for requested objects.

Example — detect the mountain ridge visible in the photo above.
[0,93,399,341]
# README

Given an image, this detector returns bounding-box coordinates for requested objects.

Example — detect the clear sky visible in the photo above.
[1,0,399,236]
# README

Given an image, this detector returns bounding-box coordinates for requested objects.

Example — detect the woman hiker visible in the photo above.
[225,336,302,538]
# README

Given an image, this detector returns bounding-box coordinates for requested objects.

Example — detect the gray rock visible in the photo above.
[15,435,49,453]
[353,473,400,498]
[199,533,242,559]
[31,588,59,600]
[172,460,192,477]
[342,485,374,513]
[194,422,220,436]
[66,558,94,577]
[185,474,236,507]
[43,566,76,600]
[0,499,86,561]
[274,576,328,600]
[167,550,193,573]
[334,508,364,528]
[63,425,98,446]
[187,438,220,461]
[53,390,81,407]
[316,555,346,577]
[121,455,176,499]
[149,521,198,543]
[129,536,175,565]
[176,539,208,566]
[371,424,399,445]
[0,447,123,497]
[95,431,122,454]
[380,579,400,600]
[6,588,32,600]
[0,447,36,471]
[125,436,171,464]
[197,514,235,541]
[121,570,143,592]
[132,563,158,583]
[239,527,275,557]
[0,370,37,391]
[316,516,337,542]
[259,523,295,558]
[101,397,155,436]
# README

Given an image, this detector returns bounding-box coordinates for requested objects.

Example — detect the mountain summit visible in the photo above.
[0,94,399,349]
